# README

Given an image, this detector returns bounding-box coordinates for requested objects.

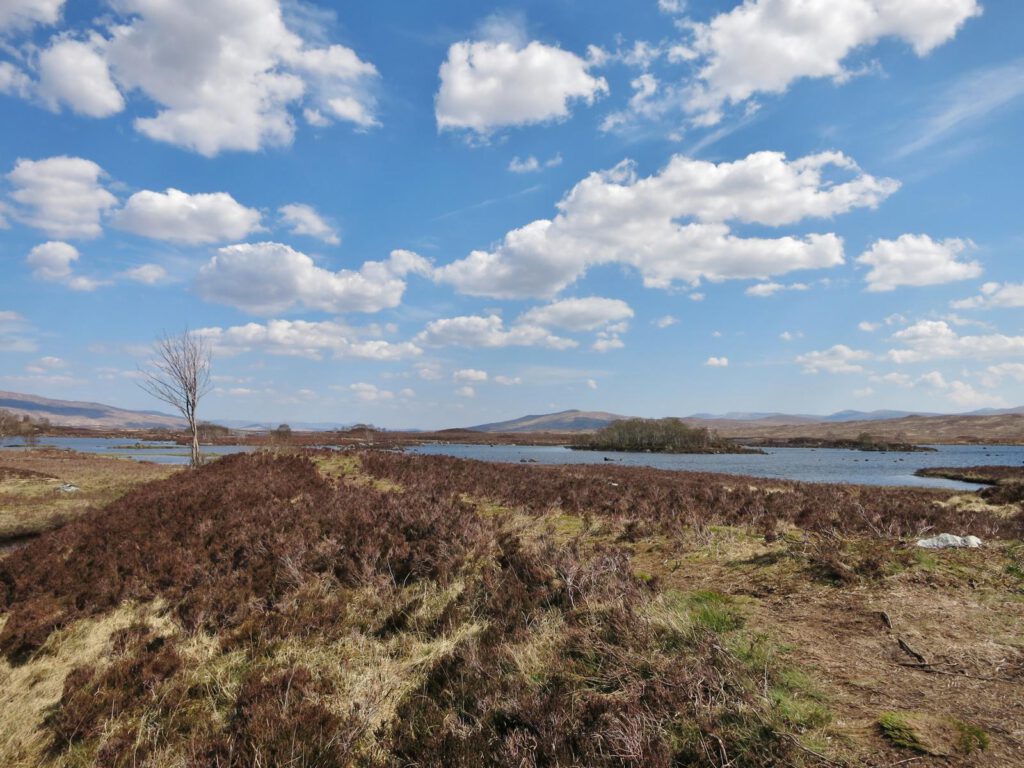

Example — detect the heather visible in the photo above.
[1,449,1021,766]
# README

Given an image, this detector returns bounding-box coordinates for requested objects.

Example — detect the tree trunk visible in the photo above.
[190,418,201,467]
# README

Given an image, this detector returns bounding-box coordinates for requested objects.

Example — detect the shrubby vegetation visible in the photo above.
[574,417,759,454]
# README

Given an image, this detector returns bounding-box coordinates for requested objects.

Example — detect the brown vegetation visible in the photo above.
[1,449,1022,766]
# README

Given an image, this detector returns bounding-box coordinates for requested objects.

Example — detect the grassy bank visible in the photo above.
[1,450,1022,766]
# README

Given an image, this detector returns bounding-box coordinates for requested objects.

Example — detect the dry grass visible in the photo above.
[0,448,178,543]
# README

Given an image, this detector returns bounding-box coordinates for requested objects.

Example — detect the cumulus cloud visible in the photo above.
[745,281,809,297]
[0,0,65,32]
[494,375,522,385]
[519,297,633,331]
[279,203,340,244]
[7,156,116,239]
[453,368,488,383]
[436,36,607,134]
[951,282,1024,310]
[0,62,32,98]
[704,356,729,367]
[416,315,576,350]
[857,234,981,291]
[26,240,104,291]
[797,344,871,374]
[917,370,1005,409]
[654,315,678,328]
[984,363,1024,384]
[16,0,378,155]
[684,0,981,124]
[436,151,894,299]
[887,320,1024,363]
[37,35,124,117]
[455,385,476,398]
[198,319,421,361]
[858,321,880,332]
[112,188,262,244]
[197,243,430,315]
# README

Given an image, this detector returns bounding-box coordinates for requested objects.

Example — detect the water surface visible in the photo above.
[408,443,1024,490]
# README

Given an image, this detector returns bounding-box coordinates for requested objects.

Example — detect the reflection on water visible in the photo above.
[409,443,1024,490]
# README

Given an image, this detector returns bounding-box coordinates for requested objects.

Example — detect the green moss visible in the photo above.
[954,720,990,754]
[879,712,924,752]
[879,711,988,756]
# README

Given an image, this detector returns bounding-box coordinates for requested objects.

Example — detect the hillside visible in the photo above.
[0,391,185,430]
[469,409,628,433]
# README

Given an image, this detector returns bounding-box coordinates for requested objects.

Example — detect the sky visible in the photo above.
[1,0,1023,429]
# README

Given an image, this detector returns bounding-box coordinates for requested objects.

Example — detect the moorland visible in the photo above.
[0,446,1022,766]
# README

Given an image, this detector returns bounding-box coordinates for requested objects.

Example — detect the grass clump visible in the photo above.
[879,711,989,756]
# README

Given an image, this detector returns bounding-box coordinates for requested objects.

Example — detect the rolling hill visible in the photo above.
[469,409,628,433]
[0,391,185,430]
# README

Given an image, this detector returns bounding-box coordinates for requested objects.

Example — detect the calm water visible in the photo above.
[409,443,1024,490]
[3,437,1023,489]
[0,437,253,465]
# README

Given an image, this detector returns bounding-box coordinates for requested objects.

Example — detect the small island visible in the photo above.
[743,433,936,453]
[571,417,764,454]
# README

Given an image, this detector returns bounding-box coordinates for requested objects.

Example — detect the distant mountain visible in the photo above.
[0,390,185,430]
[216,420,359,432]
[820,409,939,422]
[469,409,628,433]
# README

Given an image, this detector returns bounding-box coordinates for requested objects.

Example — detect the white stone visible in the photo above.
[916,533,982,549]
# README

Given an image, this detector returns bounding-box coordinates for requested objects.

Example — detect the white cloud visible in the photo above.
[112,188,262,244]
[797,344,871,374]
[37,35,124,118]
[7,156,116,239]
[279,203,340,244]
[416,314,576,350]
[0,311,36,353]
[917,370,1005,409]
[99,0,379,155]
[779,331,803,341]
[119,264,167,285]
[26,241,104,291]
[705,356,729,367]
[985,363,1024,384]
[745,281,809,297]
[586,378,598,390]
[0,0,64,32]
[436,38,607,134]
[887,320,1024,363]
[414,362,443,380]
[494,375,522,386]
[519,296,633,331]
[658,0,686,13]
[453,368,488,383]
[858,321,880,332]
[685,0,981,124]
[654,315,678,328]
[437,151,894,299]
[455,385,476,398]
[508,154,563,173]
[952,282,1024,310]
[897,60,1024,157]
[198,319,421,361]
[197,243,429,315]
[348,382,394,402]
[0,62,32,98]
[873,372,914,388]
[592,332,625,352]
[857,234,981,291]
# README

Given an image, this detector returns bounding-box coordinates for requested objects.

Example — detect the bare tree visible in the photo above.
[139,330,212,467]
[0,409,14,445]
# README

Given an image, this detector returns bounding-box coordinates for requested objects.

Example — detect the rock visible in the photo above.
[58,483,80,494]
[916,533,982,549]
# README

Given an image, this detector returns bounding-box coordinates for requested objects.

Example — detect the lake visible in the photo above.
[0,437,253,465]
[408,443,1024,490]
[2,437,1022,489]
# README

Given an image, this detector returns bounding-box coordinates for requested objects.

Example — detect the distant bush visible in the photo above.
[574,417,757,454]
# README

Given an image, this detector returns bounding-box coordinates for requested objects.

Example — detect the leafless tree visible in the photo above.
[139,330,212,467]
[0,409,14,445]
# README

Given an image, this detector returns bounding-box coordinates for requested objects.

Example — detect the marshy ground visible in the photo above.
[0,448,1021,766]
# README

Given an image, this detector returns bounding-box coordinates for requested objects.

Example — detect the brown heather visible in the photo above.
[1,449,1020,766]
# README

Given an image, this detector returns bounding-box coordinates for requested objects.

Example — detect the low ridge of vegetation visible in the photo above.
[573,417,762,454]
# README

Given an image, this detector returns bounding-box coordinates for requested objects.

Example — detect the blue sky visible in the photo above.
[1,0,1023,428]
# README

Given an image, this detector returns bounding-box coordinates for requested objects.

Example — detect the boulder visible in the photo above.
[916,533,982,549]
